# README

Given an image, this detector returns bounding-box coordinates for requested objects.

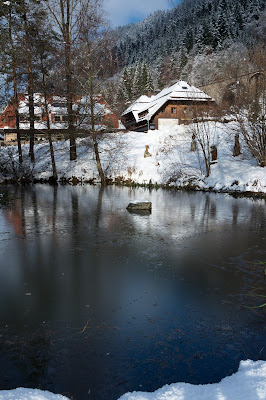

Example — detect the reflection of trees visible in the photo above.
[0,326,52,389]
[1,185,266,398]
[249,203,266,248]
[52,184,58,232]
[95,186,104,230]
[232,202,239,227]
[31,188,40,236]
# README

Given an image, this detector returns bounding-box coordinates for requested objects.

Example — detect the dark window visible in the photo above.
[53,102,66,108]
[171,107,177,114]
[161,108,166,113]
[62,115,68,122]
[54,115,61,122]
[19,114,29,122]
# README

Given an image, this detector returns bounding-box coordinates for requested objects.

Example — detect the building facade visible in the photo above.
[121,81,216,131]
[0,93,119,143]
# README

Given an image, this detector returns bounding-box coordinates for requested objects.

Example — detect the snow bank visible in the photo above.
[0,122,265,194]
[118,360,266,400]
[0,360,265,400]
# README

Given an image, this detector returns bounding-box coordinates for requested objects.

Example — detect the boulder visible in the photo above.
[126,200,152,211]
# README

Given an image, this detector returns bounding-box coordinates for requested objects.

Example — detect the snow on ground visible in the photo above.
[0,122,265,194]
[118,360,266,400]
[0,388,69,400]
[0,360,265,400]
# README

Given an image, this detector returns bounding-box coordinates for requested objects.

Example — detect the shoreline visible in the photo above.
[1,178,265,200]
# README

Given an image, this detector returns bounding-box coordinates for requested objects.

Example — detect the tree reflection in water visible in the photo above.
[0,185,265,400]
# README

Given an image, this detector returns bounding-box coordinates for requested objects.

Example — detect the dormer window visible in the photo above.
[53,102,66,108]
[182,86,188,89]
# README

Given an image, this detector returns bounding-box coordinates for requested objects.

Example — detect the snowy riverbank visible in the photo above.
[0,122,265,195]
[0,360,265,400]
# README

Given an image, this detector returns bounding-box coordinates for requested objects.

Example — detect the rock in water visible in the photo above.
[126,200,152,211]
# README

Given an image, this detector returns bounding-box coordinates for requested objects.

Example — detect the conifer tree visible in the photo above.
[145,70,154,92]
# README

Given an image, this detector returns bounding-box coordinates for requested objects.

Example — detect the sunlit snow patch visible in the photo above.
[0,388,69,400]
[118,360,266,400]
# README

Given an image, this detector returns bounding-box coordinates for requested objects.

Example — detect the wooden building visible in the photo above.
[121,81,216,131]
[0,93,119,144]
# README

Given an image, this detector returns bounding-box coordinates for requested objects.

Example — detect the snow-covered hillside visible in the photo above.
[0,122,265,194]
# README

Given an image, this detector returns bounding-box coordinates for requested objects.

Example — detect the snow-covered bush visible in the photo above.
[0,146,34,181]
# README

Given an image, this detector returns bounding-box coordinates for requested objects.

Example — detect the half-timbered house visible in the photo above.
[0,93,119,143]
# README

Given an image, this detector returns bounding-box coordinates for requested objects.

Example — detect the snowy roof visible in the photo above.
[122,81,214,122]
[14,94,113,117]
[122,95,152,120]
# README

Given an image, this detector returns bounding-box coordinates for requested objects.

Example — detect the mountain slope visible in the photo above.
[113,0,265,67]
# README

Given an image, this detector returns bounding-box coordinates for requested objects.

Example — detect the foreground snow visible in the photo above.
[0,388,69,400]
[118,360,266,400]
[0,122,265,194]
[0,360,265,400]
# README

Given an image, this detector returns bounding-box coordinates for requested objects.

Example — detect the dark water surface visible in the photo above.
[0,185,265,400]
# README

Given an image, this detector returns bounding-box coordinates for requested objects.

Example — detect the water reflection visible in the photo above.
[0,185,265,400]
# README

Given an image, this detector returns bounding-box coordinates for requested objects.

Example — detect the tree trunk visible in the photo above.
[62,0,77,161]
[89,56,105,184]
[22,2,35,163]
[8,5,23,164]
[42,70,57,181]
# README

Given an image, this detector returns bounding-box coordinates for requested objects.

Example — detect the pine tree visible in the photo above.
[133,61,143,97]
[145,70,154,92]
[117,68,130,102]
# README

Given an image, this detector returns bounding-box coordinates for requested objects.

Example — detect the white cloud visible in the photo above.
[103,0,171,27]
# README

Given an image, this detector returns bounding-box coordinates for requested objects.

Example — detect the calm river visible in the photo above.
[0,185,265,400]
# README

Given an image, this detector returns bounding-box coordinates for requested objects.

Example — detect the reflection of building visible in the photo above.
[5,208,24,235]
[121,81,215,132]
[0,93,119,143]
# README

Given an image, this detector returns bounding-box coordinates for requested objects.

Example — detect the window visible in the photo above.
[161,108,166,113]
[62,115,68,122]
[53,102,66,108]
[171,107,177,114]
[139,110,148,118]
[34,115,41,122]
[54,115,61,122]
[19,114,29,122]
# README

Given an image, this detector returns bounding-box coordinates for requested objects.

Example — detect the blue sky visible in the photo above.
[103,0,173,27]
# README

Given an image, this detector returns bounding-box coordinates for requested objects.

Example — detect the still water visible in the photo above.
[0,185,265,400]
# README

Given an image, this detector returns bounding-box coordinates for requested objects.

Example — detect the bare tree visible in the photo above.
[18,0,36,163]
[43,0,82,161]
[4,1,23,164]
[231,45,266,167]
[189,107,217,177]
[33,22,58,180]
[75,0,115,184]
